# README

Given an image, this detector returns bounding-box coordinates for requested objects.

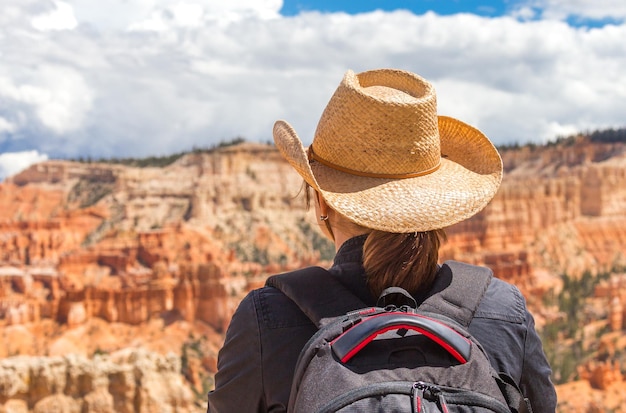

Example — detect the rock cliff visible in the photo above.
[442,138,626,308]
[0,348,195,413]
[0,137,625,411]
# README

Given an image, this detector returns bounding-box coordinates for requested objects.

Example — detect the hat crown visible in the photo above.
[312,69,441,176]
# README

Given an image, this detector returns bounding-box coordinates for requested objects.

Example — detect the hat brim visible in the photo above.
[273,116,502,232]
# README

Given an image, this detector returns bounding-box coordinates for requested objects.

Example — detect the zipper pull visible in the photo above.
[413,382,449,413]
[430,387,449,413]
[438,393,450,413]
[412,382,424,413]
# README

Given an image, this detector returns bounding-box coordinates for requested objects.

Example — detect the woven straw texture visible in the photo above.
[273,68,502,233]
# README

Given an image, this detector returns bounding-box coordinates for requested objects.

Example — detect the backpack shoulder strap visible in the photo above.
[419,260,493,328]
[266,266,367,328]
[267,260,492,328]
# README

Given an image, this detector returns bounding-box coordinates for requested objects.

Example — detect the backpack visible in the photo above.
[266,260,533,413]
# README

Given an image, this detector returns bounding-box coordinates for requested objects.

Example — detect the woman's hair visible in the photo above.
[302,181,446,298]
[363,230,446,298]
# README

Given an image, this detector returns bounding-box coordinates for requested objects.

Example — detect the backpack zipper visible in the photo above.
[413,382,449,413]
[314,381,512,413]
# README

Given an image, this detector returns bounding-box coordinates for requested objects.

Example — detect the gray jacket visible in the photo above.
[208,236,557,412]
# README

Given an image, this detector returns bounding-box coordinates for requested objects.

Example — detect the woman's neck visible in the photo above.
[331,221,370,252]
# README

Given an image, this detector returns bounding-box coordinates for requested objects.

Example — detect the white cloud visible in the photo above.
[71,0,281,32]
[0,150,49,181]
[125,0,282,31]
[515,0,626,21]
[0,117,16,133]
[0,65,93,134]
[31,0,77,31]
[0,1,624,160]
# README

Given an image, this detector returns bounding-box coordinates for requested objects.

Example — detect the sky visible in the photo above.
[1,0,625,179]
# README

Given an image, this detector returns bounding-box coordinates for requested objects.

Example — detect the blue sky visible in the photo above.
[281,0,510,18]
[0,0,625,179]
[279,0,623,27]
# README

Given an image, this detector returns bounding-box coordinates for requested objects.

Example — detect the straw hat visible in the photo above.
[273,68,502,233]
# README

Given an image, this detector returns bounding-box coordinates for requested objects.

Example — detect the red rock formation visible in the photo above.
[442,138,626,286]
[0,138,625,411]
[578,360,624,390]
[595,274,626,331]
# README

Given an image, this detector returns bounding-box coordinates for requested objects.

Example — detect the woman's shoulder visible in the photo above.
[243,285,315,329]
[474,277,527,324]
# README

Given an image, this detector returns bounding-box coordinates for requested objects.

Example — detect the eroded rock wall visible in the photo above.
[0,349,195,413]
[1,138,625,411]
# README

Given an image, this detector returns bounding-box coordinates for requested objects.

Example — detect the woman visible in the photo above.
[207,68,556,412]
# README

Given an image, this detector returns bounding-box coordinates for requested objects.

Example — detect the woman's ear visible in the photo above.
[314,191,335,242]
[316,192,330,218]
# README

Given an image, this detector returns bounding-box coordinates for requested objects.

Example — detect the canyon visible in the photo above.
[0,136,625,412]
